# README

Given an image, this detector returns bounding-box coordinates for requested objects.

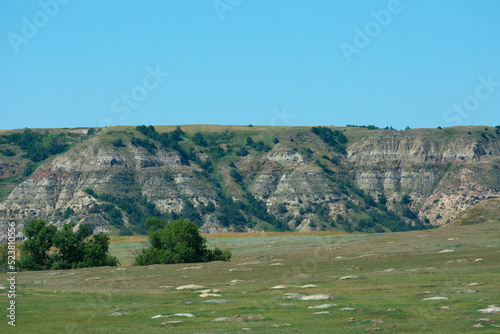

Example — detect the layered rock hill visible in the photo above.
[0,125,499,238]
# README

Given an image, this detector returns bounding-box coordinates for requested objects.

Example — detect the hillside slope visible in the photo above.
[1,125,499,236]
[452,197,500,225]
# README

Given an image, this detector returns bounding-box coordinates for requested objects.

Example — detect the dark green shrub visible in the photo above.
[112,138,125,147]
[193,132,208,147]
[0,148,15,156]
[236,147,249,156]
[135,219,231,265]
[401,194,411,205]
[207,247,232,261]
[277,203,288,214]
[23,161,37,176]
[402,207,418,219]
[230,169,244,185]
[378,193,387,206]
[63,207,74,219]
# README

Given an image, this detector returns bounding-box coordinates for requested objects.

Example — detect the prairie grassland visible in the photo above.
[1,222,499,333]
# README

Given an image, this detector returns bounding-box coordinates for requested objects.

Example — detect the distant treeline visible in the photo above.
[346,124,399,130]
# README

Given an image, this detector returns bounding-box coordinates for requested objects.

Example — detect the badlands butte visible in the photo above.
[1,124,500,238]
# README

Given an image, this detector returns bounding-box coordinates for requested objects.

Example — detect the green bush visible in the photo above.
[62,207,74,219]
[253,141,271,152]
[23,161,37,177]
[401,194,411,205]
[236,147,249,156]
[402,207,418,219]
[277,203,288,214]
[135,219,231,265]
[111,138,125,147]
[193,132,208,147]
[230,169,244,185]
[207,247,232,261]
[0,148,15,157]
[130,137,157,154]
[378,193,387,206]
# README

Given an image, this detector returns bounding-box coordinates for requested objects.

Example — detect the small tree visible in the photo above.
[230,169,244,185]
[80,233,118,268]
[62,207,74,219]
[19,219,58,270]
[192,132,207,147]
[135,219,231,265]
[52,223,91,268]
[19,219,118,271]
[111,138,125,147]
[277,203,288,214]
[401,194,411,205]
[378,193,387,206]
[236,147,249,156]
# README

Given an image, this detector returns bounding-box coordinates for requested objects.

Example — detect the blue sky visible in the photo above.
[1,0,499,130]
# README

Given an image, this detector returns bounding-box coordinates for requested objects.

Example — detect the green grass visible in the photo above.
[1,222,500,333]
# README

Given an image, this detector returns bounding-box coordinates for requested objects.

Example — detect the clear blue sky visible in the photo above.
[1,0,499,130]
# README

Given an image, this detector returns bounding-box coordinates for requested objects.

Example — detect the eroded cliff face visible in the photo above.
[0,131,216,231]
[347,129,500,223]
[1,125,499,235]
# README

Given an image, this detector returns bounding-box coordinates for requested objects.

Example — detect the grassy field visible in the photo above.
[1,222,499,333]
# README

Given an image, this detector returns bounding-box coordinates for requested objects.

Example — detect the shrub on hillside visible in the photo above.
[230,169,244,185]
[23,161,37,176]
[0,148,15,156]
[111,138,125,147]
[236,146,249,156]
